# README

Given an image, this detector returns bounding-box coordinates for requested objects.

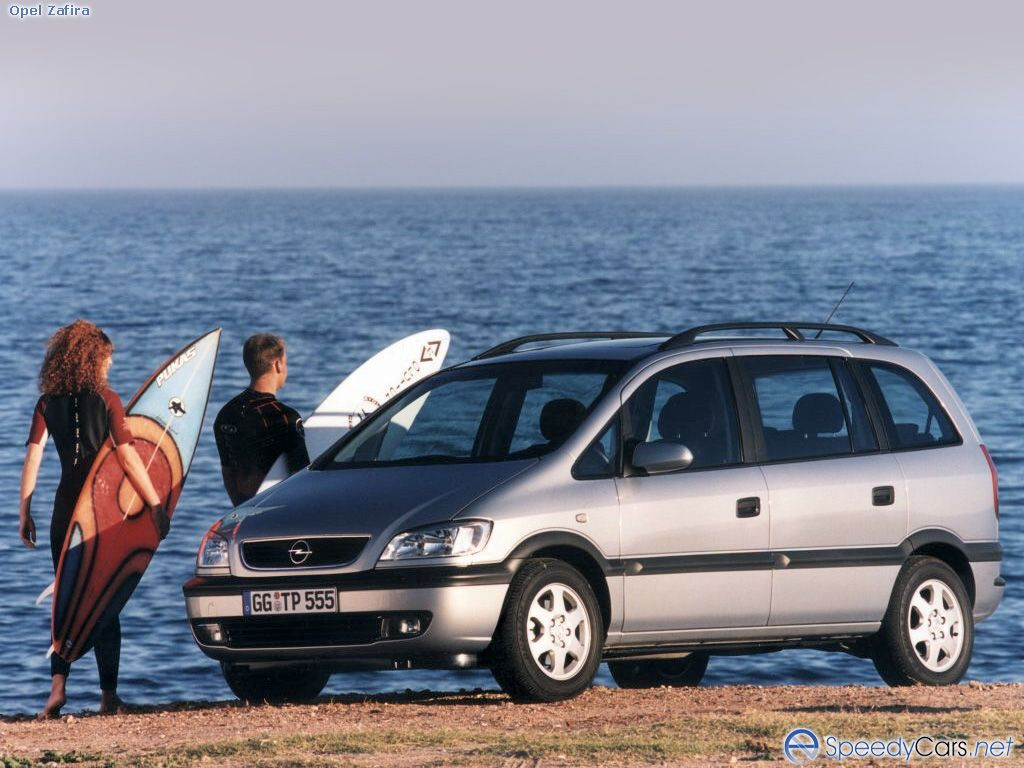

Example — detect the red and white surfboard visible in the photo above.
[48,329,221,663]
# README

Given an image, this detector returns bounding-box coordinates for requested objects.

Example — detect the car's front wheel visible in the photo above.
[608,653,709,689]
[872,556,973,686]
[221,662,330,704]
[490,558,604,702]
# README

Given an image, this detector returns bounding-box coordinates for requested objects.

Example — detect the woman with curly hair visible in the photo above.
[19,320,165,718]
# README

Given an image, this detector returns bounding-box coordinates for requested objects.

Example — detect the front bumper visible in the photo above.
[183,564,513,668]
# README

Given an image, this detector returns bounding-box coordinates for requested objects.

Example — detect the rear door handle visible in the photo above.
[872,485,895,506]
[736,497,761,518]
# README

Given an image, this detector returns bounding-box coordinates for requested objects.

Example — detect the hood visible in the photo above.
[226,461,535,541]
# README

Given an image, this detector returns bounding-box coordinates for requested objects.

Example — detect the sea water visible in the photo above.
[0,187,1021,714]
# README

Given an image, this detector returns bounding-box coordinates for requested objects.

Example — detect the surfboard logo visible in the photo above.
[420,340,442,362]
[156,347,198,388]
[168,397,187,417]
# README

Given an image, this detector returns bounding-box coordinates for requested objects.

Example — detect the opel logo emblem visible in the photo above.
[288,540,313,565]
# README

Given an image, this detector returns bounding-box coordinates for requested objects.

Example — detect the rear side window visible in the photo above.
[742,356,877,462]
[861,362,959,449]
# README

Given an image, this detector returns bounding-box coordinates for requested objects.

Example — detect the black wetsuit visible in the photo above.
[28,388,132,688]
[214,388,310,505]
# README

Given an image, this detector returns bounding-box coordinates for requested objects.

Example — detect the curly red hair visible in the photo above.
[39,320,114,396]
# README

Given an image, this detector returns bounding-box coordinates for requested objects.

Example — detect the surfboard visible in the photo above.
[256,329,450,493]
[48,329,221,664]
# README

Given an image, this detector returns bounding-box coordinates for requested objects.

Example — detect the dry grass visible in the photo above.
[2,684,1022,767]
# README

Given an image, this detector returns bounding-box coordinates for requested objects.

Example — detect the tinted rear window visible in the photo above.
[861,361,959,449]
[741,355,878,462]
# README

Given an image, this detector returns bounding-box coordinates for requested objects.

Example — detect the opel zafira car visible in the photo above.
[184,323,1003,703]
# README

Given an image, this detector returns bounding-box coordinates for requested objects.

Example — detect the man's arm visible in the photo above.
[213,407,248,505]
[220,464,248,507]
[283,414,311,476]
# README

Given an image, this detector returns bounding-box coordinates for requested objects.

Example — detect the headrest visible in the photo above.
[540,398,587,443]
[658,391,714,442]
[792,392,844,436]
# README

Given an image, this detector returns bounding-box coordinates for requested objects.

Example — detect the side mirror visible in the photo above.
[631,441,694,475]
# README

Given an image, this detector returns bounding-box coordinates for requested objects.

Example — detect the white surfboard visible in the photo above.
[257,329,451,493]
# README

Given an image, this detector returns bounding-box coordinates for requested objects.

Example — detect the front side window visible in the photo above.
[573,416,620,479]
[861,362,959,449]
[743,355,864,462]
[508,373,609,454]
[322,360,625,467]
[625,358,741,470]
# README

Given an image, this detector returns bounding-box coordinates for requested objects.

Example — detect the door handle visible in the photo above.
[872,486,895,506]
[736,497,761,518]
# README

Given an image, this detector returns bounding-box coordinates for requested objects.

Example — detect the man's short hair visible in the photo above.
[243,334,286,379]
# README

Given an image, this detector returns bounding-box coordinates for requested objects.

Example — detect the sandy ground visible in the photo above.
[2,683,1022,767]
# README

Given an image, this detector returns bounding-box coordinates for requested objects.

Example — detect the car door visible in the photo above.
[616,355,771,636]
[734,352,908,627]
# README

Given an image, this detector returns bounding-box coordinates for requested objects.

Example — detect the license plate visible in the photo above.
[243,588,338,615]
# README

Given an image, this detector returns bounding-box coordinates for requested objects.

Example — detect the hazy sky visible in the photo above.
[2,0,1023,187]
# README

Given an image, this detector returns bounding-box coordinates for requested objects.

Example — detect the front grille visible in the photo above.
[241,536,369,569]
[215,612,431,649]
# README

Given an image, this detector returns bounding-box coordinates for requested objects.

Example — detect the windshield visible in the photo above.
[321,360,626,468]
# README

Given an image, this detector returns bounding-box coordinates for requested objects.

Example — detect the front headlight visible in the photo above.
[378,521,492,562]
[196,521,230,572]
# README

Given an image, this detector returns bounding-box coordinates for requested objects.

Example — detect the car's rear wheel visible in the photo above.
[608,653,709,688]
[221,662,330,704]
[872,556,973,686]
[490,558,603,702]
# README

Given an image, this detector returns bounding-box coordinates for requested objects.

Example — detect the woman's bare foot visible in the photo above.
[37,675,67,719]
[99,691,129,715]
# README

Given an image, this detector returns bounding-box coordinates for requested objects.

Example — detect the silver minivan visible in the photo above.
[184,323,1003,702]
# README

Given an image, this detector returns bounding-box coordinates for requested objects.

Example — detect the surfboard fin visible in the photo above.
[45,644,55,659]
[36,580,55,606]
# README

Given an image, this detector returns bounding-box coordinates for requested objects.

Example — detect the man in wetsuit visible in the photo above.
[214,334,310,505]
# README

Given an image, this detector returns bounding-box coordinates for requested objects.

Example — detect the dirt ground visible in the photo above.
[2,683,1022,767]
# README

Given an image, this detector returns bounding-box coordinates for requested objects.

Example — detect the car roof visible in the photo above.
[461,337,671,365]
[462,323,901,367]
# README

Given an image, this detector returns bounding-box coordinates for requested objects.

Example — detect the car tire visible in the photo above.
[490,558,604,702]
[221,662,330,704]
[608,653,709,689]
[871,556,973,686]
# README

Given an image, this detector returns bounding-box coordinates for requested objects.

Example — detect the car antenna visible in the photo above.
[814,281,855,339]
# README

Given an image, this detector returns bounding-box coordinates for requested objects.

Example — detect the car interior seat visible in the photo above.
[790,392,846,456]
[656,390,723,467]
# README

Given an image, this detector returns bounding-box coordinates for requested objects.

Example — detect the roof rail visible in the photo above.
[659,322,896,351]
[474,331,667,360]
